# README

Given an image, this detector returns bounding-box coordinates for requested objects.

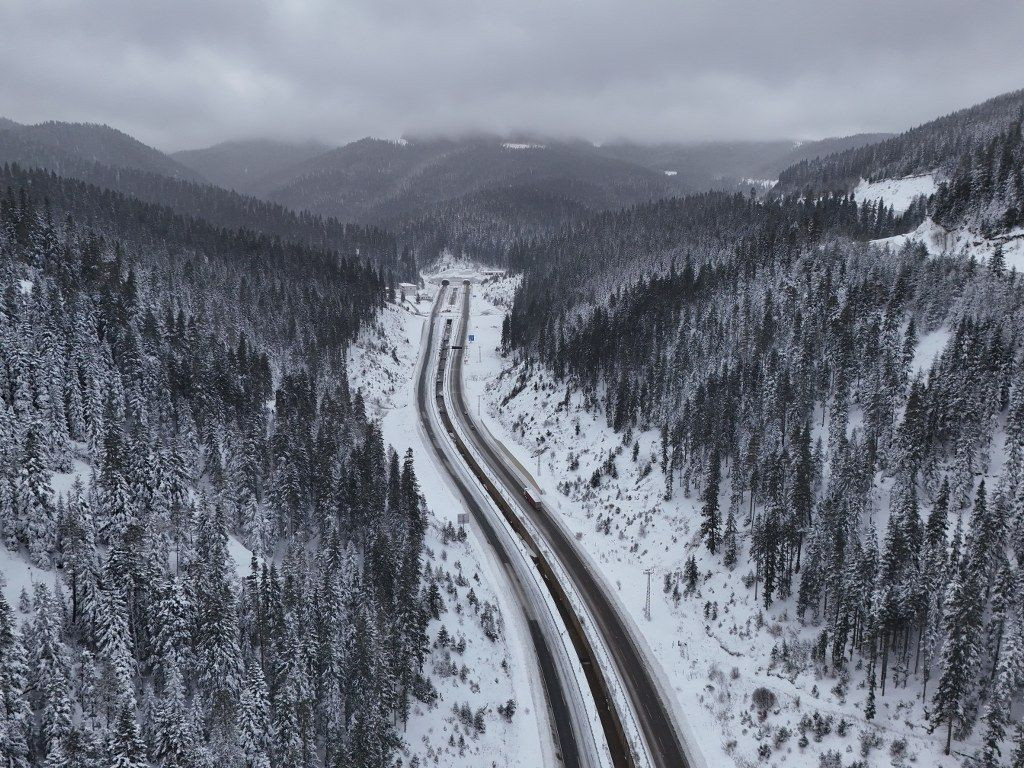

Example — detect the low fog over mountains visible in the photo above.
[0,114,889,228]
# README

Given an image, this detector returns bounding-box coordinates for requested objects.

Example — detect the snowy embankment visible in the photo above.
[347,292,544,767]
[462,273,966,768]
[853,174,938,215]
[422,251,498,283]
[874,218,1024,272]
[855,171,1024,271]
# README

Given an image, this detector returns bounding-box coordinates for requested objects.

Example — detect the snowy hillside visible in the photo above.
[874,217,1024,271]
[463,272,984,768]
[347,297,546,767]
[853,174,938,215]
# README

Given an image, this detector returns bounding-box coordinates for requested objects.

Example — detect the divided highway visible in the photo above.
[415,284,595,767]
[443,280,694,768]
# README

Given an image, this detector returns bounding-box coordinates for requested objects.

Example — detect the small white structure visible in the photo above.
[397,282,419,302]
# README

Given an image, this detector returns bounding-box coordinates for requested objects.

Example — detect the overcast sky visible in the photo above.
[2,0,1023,152]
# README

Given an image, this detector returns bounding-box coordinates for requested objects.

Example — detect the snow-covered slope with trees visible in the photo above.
[853,174,938,215]
[0,168,436,767]
[346,293,546,767]
[473,264,1024,767]
[500,136,1024,766]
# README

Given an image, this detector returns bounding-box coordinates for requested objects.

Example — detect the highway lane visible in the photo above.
[448,280,693,768]
[414,284,584,768]
[436,285,635,768]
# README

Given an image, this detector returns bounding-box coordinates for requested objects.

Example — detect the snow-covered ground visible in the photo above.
[0,544,57,619]
[874,217,1024,271]
[460,272,968,768]
[911,326,952,376]
[873,217,950,256]
[853,174,937,215]
[347,291,546,767]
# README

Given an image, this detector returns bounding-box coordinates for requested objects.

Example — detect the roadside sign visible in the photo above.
[468,334,475,342]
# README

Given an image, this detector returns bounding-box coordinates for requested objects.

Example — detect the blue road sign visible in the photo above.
[468,334,475,342]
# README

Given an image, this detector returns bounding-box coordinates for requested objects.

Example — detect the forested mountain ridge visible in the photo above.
[176,132,894,225]
[777,88,1024,195]
[0,149,410,276]
[387,134,898,264]
[0,162,434,765]
[399,185,592,267]
[171,139,331,196]
[506,188,925,328]
[175,132,895,267]
[0,116,903,278]
[262,136,680,225]
[0,120,205,183]
[0,163,395,348]
[500,91,1024,763]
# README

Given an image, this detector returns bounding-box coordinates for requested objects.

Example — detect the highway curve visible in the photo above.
[414,284,583,767]
[448,281,692,768]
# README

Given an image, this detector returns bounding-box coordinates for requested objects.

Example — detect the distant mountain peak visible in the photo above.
[0,119,206,182]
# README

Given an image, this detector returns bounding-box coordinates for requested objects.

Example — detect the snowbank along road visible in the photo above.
[416,282,599,767]
[438,279,695,768]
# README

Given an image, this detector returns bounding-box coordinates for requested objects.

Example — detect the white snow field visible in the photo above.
[853,174,938,215]
[347,287,548,768]
[458,271,972,768]
[874,217,1024,272]
[858,171,1024,271]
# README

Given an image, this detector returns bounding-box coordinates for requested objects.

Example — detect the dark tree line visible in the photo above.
[400,185,590,268]
[0,178,433,766]
[0,126,414,279]
[505,188,924,351]
[503,170,1024,762]
[777,89,1024,194]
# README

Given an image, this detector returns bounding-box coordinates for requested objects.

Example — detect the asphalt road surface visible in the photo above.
[447,281,692,768]
[414,285,583,767]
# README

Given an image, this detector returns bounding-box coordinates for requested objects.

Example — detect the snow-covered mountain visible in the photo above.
[777,88,1024,196]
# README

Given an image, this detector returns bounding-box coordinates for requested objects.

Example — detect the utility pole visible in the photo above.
[644,567,655,621]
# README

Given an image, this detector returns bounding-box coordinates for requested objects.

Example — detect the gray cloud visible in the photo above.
[2,0,1023,151]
